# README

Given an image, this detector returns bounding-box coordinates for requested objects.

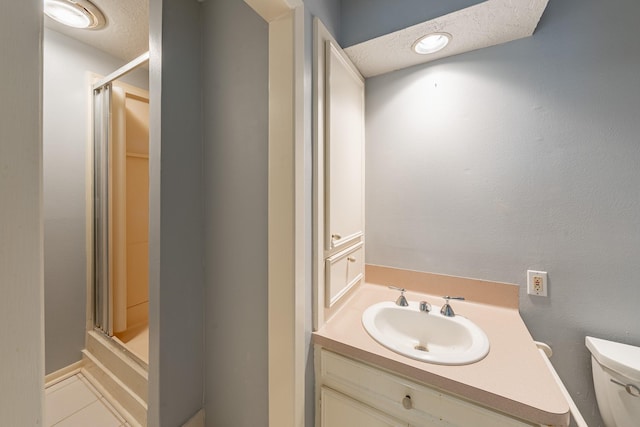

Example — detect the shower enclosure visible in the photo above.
[92,52,150,364]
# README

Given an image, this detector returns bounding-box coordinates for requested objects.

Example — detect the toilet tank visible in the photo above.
[586,336,640,427]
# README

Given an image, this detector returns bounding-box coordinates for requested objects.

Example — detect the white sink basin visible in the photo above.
[362,301,490,365]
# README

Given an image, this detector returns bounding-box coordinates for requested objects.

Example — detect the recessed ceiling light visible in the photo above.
[413,33,451,55]
[44,0,106,30]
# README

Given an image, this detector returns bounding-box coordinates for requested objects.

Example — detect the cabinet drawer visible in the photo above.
[319,349,537,427]
[321,386,406,427]
[325,243,364,308]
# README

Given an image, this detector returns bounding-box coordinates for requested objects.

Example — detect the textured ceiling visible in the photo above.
[44,0,149,62]
[340,0,487,47]
[44,0,547,77]
[344,0,549,78]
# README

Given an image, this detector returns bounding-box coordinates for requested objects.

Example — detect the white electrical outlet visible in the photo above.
[527,270,548,296]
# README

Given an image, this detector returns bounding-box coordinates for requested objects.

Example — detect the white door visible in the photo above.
[325,40,365,251]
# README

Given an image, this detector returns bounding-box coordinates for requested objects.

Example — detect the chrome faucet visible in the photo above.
[419,301,432,313]
[388,286,409,306]
[440,296,465,317]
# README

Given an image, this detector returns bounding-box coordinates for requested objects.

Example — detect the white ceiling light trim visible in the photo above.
[44,0,106,30]
[344,0,549,78]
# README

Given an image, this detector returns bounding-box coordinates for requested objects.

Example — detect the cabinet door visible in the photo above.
[321,387,406,427]
[325,40,365,251]
[325,242,364,308]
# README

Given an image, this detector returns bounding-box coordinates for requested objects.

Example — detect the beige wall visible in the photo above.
[125,94,149,328]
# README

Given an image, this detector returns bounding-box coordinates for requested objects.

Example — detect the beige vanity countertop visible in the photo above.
[313,266,570,426]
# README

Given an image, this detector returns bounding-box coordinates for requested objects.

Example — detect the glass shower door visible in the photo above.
[93,82,112,335]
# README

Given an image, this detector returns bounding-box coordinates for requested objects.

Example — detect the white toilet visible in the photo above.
[586,336,640,427]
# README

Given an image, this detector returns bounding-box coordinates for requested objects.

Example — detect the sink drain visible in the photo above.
[414,344,429,352]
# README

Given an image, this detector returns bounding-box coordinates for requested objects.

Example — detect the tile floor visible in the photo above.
[45,373,129,427]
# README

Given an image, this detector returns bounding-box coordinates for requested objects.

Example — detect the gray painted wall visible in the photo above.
[0,1,44,424]
[147,0,204,425]
[43,28,148,375]
[364,0,640,425]
[306,0,341,42]
[201,1,269,426]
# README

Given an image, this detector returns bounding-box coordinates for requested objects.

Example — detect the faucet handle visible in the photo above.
[388,286,409,307]
[440,296,465,317]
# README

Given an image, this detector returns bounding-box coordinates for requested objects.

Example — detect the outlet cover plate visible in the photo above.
[527,270,548,297]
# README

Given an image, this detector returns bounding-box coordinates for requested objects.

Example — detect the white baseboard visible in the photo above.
[44,360,85,388]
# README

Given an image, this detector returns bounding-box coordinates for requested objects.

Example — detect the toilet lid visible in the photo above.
[586,336,640,382]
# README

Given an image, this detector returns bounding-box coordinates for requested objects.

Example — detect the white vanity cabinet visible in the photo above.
[320,387,406,427]
[316,348,542,427]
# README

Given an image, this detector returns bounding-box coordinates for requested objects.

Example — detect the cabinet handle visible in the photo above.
[402,395,413,410]
[347,257,356,262]
[331,233,341,240]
